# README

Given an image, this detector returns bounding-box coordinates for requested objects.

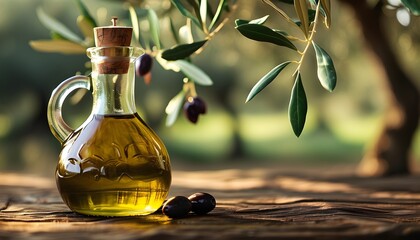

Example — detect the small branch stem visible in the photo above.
[261,0,302,33]
[292,1,322,76]
[195,2,238,55]
[261,0,292,23]
[183,78,198,97]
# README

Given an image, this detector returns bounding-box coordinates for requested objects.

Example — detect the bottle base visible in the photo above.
[71,206,157,217]
[61,189,167,217]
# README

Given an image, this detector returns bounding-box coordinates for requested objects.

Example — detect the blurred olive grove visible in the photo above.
[0,0,419,177]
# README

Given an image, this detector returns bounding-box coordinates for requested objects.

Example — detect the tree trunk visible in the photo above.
[340,0,420,176]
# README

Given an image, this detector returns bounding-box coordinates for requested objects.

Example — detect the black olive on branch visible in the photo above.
[183,96,207,124]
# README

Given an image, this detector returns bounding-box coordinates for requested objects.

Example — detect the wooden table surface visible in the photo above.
[1,163,420,239]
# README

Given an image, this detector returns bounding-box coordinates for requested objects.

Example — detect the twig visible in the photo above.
[194,2,239,55]
[293,1,322,76]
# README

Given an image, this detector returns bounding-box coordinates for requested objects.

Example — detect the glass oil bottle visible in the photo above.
[47,18,171,216]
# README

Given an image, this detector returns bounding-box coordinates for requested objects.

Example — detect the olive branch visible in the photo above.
[235,0,335,137]
[29,0,420,136]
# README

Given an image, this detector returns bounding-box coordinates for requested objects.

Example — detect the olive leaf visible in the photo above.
[29,40,86,54]
[246,61,291,103]
[401,0,420,15]
[129,6,141,43]
[172,60,213,86]
[308,0,317,7]
[200,0,208,27]
[249,15,270,24]
[148,9,161,49]
[171,0,201,28]
[294,9,316,26]
[37,8,84,44]
[235,19,250,26]
[312,42,336,92]
[320,0,331,28]
[169,18,181,44]
[272,29,301,41]
[165,90,187,126]
[75,0,97,28]
[209,0,227,30]
[161,40,207,61]
[288,72,307,137]
[308,0,327,23]
[156,50,212,87]
[235,15,270,27]
[236,23,297,51]
[294,0,309,37]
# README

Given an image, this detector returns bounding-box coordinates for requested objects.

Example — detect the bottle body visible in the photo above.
[49,46,171,216]
[56,113,171,216]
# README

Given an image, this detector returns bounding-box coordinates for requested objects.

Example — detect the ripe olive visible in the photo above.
[183,97,207,124]
[162,196,191,219]
[188,192,216,215]
[192,97,206,114]
[136,53,153,77]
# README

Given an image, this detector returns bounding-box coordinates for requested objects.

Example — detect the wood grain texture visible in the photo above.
[1,165,420,239]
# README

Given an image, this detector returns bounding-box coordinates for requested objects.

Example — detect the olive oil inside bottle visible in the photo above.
[56,114,171,216]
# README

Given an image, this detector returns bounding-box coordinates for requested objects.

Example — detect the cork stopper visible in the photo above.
[94,17,132,47]
[92,17,133,74]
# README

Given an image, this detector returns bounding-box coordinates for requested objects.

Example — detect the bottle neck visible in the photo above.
[87,46,142,115]
[91,64,136,115]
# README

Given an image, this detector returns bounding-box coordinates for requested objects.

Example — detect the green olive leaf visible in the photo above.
[236,23,297,51]
[235,19,249,27]
[37,8,83,44]
[293,9,316,26]
[165,90,186,126]
[246,61,291,103]
[169,18,180,44]
[75,0,97,28]
[29,40,86,54]
[129,6,141,43]
[294,0,309,37]
[401,0,420,15]
[320,0,331,28]
[161,40,207,61]
[148,9,161,49]
[308,0,327,25]
[173,60,213,86]
[312,42,336,92]
[200,0,207,27]
[235,15,270,27]
[209,0,227,30]
[288,72,307,137]
[171,0,201,28]
[308,0,317,8]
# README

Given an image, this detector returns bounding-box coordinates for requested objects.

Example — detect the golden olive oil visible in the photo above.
[56,114,171,216]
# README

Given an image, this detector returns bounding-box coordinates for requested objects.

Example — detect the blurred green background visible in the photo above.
[0,0,419,177]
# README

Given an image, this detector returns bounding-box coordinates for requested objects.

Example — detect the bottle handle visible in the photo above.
[47,75,91,144]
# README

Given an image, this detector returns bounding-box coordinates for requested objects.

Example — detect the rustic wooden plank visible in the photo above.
[1,165,420,239]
